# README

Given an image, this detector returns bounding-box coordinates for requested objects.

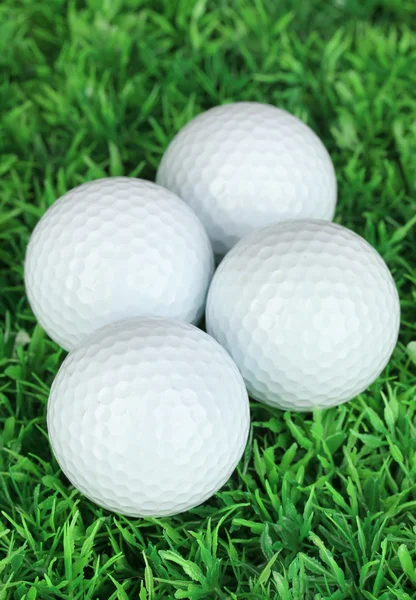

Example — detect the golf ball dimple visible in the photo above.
[24,177,214,351]
[157,102,337,257]
[206,220,400,411]
[47,317,250,517]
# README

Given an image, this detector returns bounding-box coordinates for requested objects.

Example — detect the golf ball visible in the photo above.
[157,102,337,257]
[206,220,400,411]
[25,177,214,351]
[47,317,250,517]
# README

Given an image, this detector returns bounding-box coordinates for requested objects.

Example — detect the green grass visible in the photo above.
[1,0,416,598]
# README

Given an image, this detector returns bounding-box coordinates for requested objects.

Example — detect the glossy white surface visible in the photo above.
[206,220,400,411]
[25,178,214,350]
[47,317,250,517]
[157,102,337,257]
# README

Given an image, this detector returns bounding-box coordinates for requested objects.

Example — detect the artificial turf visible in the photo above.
[1,0,416,598]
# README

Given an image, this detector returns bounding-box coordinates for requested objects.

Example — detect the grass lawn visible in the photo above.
[1,1,416,598]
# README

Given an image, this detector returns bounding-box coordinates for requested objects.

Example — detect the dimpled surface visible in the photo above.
[25,178,214,351]
[47,317,250,517]
[206,220,400,411]
[157,102,337,257]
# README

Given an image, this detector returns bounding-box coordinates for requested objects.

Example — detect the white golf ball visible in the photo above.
[157,102,337,257]
[206,220,400,411]
[47,317,250,517]
[25,177,214,351]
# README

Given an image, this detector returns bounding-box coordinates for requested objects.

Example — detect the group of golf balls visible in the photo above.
[25,102,400,517]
